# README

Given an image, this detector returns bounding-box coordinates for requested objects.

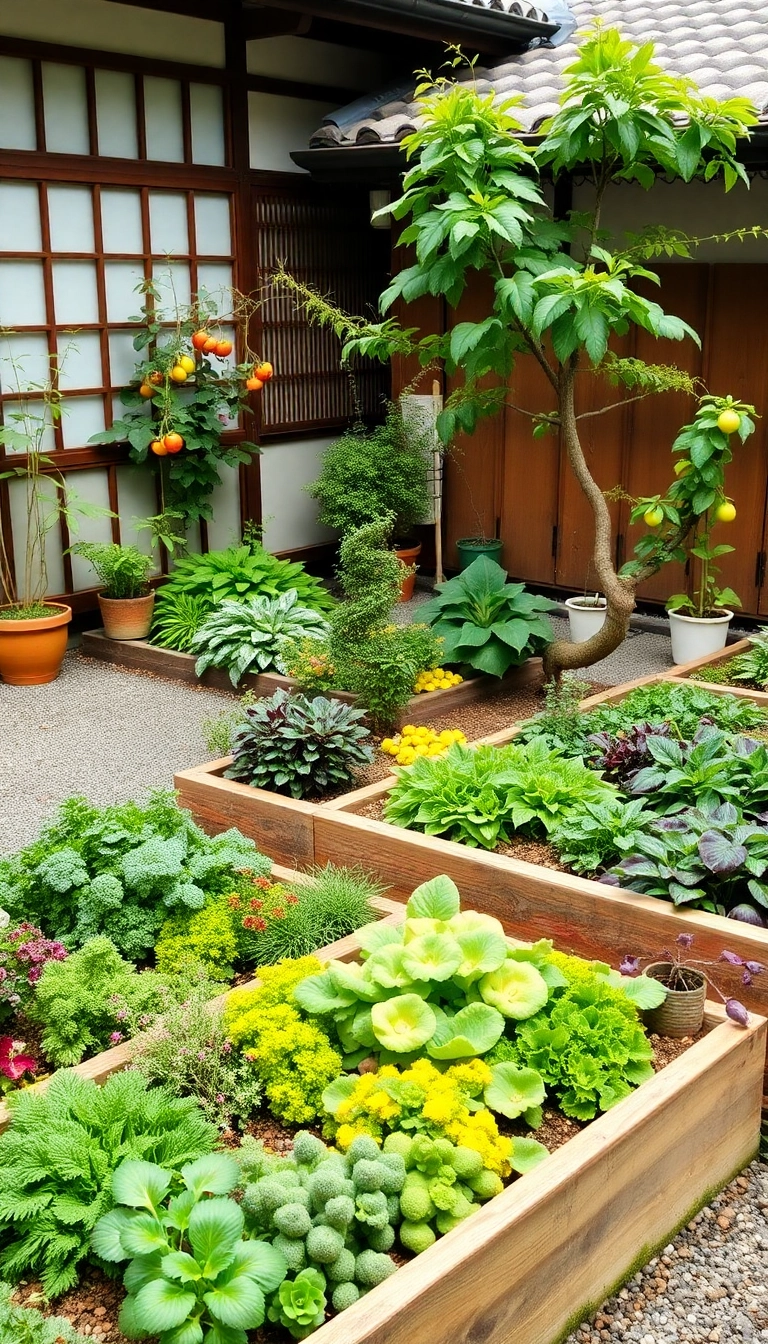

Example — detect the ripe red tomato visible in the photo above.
[192,330,209,351]
[163,432,184,453]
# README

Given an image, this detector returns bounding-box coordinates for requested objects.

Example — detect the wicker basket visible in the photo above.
[643,962,707,1039]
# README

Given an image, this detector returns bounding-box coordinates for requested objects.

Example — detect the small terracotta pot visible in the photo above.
[643,962,707,1039]
[98,591,155,641]
[0,604,71,685]
[394,541,421,603]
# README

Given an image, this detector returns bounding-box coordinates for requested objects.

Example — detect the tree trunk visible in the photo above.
[544,362,638,680]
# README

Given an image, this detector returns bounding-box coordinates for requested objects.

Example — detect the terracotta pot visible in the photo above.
[98,591,155,641]
[394,541,421,603]
[643,962,707,1039]
[0,604,71,685]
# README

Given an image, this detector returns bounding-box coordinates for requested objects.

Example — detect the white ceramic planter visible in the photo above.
[566,596,607,643]
[668,609,733,665]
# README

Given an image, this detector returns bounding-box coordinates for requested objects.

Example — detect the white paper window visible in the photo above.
[101,189,144,255]
[149,192,189,256]
[0,334,51,396]
[190,83,226,167]
[61,395,106,449]
[95,69,139,160]
[9,475,65,593]
[105,262,146,322]
[152,262,191,319]
[194,194,232,256]
[115,464,162,563]
[144,77,185,163]
[108,330,141,387]
[42,63,90,156]
[67,469,114,586]
[0,57,37,151]
[196,262,233,310]
[52,262,99,325]
[58,333,104,391]
[0,182,42,254]
[0,261,47,326]
[48,185,95,254]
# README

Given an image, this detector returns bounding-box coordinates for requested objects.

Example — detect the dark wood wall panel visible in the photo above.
[498,351,559,584]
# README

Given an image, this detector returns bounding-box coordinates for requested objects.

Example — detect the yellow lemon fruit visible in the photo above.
[716,501,736,523]
[170,365,188,383]
[717,409,741,435]
[179,354,195,374]
[643,505,664,528]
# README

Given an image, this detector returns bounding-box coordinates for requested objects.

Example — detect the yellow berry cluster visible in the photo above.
[380,725,466,765]
[414,666,463,693]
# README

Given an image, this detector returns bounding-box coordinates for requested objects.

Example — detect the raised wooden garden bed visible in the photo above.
[312,1002,764,1344]
[5,880,764,1344]
[80,628,543,728]
[666,637,768,704]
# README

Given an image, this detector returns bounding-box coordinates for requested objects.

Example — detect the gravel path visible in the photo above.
[0,649,231,854]
[570,1163,768,1344]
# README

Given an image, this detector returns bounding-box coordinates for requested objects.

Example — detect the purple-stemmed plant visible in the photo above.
[619,933,764,1026]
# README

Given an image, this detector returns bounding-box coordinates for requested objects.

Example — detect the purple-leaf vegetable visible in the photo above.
[725,999,750,1027]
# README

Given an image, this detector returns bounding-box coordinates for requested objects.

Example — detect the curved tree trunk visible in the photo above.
[543,361,638,681]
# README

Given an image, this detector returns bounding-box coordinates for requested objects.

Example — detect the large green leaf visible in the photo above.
[91,1208,138,1262]
[509,1137,549,1174]
[322,1074,358,1116]
[112,1161,173,1213]
[426,1002,504,1059]
[132,1278,198,1333]
[120,1212,173,1260]
[204,1278,266,1330]
[224,1240,287,1294]
[371,994,437,1052]
[483,1063,546,1119]
[188,1199,243,1278]
[406,874,461,920]
[181,1155,241,1200]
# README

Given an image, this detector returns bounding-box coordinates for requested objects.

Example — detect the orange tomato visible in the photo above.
[203,337,218,353]
[192,330,209,351]
[254,361,273,382]
[139,383,155,398]
[150,439,167,456]
[163,432,184,453]
[246,375,264,392]
[214,339,233,358]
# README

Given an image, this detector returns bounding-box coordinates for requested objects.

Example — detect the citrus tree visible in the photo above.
[281,26,762,676]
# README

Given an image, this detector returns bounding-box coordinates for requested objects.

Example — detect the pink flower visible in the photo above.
[0,1036,37,1081]
[109,1031,123,1044]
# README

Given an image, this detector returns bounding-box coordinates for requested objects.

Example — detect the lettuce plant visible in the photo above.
[550,796,649,874]
[191,591,330,686]
[93,1153,287,1344]
[419,556,555,677]
[384,740,615,849]
[293,876,552,1064]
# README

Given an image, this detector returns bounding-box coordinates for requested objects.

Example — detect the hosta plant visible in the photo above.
[92,1153,287,1344]
[151,543,334,650]
[384,740,615,849]
[627,728,768,817]
[191,592,330,686]
[419,556,555,677]
[601,801,768,914]
[224,689,373,799]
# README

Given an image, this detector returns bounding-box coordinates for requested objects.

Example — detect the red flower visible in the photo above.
[226,894,242,909]
[271,907,285,920]
[242,916,267,932]
[284,892,299,906]
[0,1036,37,1082]
[248,898,263,911]
[254,876,272,891]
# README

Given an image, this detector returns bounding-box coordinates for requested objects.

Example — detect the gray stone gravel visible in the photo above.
[569,1162,768,1344]
[0,649,232,855]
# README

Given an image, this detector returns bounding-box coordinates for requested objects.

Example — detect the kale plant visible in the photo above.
[225,689,373,799]
[384,740,615,849]
[191,591,329,686]
[0,793,269,958]
[0,1071,215,1297]
[419,556,555,677]
[601,801,768,914]
[550,797,650,875]
[93,1153,286,1344]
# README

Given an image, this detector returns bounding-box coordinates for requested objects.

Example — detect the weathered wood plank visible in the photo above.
[666,674,768,705]
[668,637,751,676]
[175,761,317,869]
[310,1009,765,1344]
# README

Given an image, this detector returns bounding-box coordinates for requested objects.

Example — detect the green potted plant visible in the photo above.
[307,399,432,600]
[0,360,106,684]
[68,541,156,641]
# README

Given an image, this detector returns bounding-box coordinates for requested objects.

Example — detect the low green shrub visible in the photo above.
[236,864,381,967]
[225,689,373,799]
[0,1281,90,1343]
[0,793,269,959]
[0,1071,215,1297]
[68,542,153,600]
